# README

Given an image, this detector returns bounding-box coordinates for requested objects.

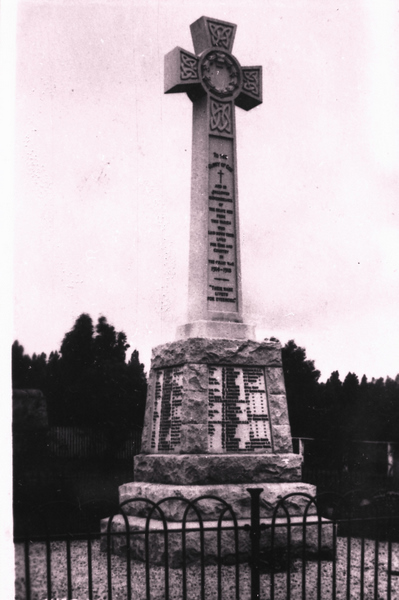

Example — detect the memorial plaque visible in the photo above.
[208,365,272,452]
[151,367,183,452]
[207,136,238,311]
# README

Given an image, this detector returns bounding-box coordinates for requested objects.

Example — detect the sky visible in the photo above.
[11,0,399,383]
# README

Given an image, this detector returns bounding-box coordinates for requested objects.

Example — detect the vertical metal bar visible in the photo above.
[66,535,72,599]
[23,537,31,600]
[286,512,291,600]
[87,534,93,600]
[45,532,52,600]
[374,523,379,600]
[247,488,263,600]
[387,516,392,600]
[145,520,150,600]
[317,517,321,600]
[302,516,307,600]
[346,517,351,600]
[106,524,113,600]
[181,518,187,600]
[270,518,276,600]
[360,524,365,600]
[200,523,205,600]
[217,520,222,600]
[332,522,337,600]
[234,517,240,600]
[163,523,169,600]
[125,523,132,600]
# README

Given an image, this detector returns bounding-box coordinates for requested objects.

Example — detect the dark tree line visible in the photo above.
[12,314,147,441]
[282,339,399,444]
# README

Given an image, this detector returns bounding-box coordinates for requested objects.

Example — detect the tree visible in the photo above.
[12,341,32,389]
[281,340,321,438]
[12,314,148,451]
[48,314,147,435]
[60,313,95,376]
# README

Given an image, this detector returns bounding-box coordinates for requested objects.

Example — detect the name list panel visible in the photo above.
[151,367,183,453]
[208,365,273,453]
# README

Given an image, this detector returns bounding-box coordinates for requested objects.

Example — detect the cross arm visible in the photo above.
[164,47,203,102]
[235,66,263,111]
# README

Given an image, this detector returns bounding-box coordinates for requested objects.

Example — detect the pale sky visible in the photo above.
[12,0,399,382]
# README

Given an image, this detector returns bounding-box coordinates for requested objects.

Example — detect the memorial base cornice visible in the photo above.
[176,320,255,341]
[134,453,302,485]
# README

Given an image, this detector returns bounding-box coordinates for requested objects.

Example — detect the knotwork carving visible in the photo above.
[180,52,198,80]
[208,22,233,49]
[243,70,260,97]
[210,101,232,133]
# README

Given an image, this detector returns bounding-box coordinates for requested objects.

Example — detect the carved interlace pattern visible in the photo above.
[243,70,260,96]
[208,22,233,49]
[180,52,198,80]
[210,101,232,133]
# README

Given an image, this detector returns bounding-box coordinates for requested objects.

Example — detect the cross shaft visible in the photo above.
[164,16,262,340]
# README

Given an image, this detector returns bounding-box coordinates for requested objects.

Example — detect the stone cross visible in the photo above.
[165,16,262,340]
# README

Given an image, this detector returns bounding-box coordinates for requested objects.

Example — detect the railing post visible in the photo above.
[247,488,263,600]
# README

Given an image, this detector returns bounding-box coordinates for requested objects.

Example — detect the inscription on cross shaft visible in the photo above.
[165,16,262,339]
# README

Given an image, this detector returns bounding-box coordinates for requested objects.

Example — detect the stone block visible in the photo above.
[181,392,208,424]
[133,453,302,485]
[181,424,208,453]
[265,367,286,395]
[185,363,208,392]
[268,394,289,423]
[272,425,293,453]
[119,481,317,521]
[139,371,155,453]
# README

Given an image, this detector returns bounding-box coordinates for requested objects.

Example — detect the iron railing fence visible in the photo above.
[14,490,399,600]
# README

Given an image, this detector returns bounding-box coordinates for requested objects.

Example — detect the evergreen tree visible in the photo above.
[12,314,148,448]
[282,340,321,438]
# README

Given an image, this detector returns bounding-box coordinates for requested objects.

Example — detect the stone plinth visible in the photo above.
[140,338,292,456]
[133,453,302,485]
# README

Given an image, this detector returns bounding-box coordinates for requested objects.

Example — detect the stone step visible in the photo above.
[101,513,334,567]
[119,481,317,521]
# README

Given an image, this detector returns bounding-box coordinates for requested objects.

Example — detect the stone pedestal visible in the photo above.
[103,338,332,565]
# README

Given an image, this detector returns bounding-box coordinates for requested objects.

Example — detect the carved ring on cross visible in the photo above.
[199,49,242,100]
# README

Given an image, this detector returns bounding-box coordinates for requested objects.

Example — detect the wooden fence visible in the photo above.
[47,426,142,460]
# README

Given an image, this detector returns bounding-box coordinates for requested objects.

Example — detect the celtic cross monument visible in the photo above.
[107,17,320,565]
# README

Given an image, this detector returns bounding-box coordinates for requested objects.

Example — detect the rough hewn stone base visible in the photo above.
[101,514,334,568]
[134,453,302,485]
[150,338,282,369]
[119,481,316,521]
[140,338,294,455]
